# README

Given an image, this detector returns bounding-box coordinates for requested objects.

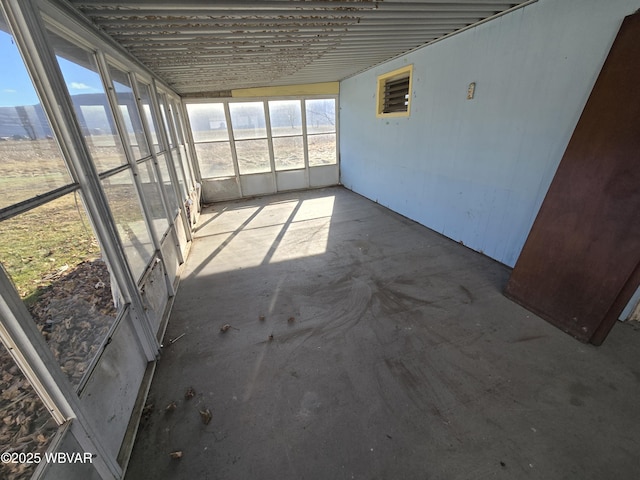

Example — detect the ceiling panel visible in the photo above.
[67,0,534,95]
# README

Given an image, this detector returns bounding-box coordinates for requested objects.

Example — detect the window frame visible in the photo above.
[376,64,413,118]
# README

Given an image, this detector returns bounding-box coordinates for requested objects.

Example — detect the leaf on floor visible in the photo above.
[199,408,212,425]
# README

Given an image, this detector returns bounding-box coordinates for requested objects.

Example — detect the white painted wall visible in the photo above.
[340,0,640,267]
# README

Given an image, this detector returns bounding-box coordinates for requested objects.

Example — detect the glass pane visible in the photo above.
[178,145,194,191]
[157,95,175,148]
[138,159,169,240]
[48,30,128,172]
[273,136,304,171]
[229,102,267,139]
[308,133,337,166]
[186,103,228,143]
[157,153,179,214]
[107,64,150,160]
[305,99,336,134]
[171,100,185,145]
[268,100,302,137]
[194,142,234,178]
[137,82,162,154]
[171,149,187,201]
[0,23,73,209]
[235,139,271,174]
[0,341,57,480]
[0,192,119,387]
[102,170,154,280]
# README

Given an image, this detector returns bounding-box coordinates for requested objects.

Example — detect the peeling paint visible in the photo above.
[69,1,532,93]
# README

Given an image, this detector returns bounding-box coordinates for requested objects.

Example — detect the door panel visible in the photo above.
[505,13,640,344]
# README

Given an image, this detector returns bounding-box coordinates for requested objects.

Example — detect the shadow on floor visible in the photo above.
[126,186,640,480]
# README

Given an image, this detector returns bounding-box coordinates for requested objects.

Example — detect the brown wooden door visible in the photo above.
[504,12,640,345]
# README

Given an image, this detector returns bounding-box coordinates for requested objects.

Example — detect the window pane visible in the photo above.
[0,341,57,480]
[0,192,119,387]
[0,24,73,209]
[179,145,194,191]
[137,82,162,153]
[195,142,234,178]
[108,64,150,160]
[138,159,169,239]
[186,103,228,143]
[157,153,179,214]
[157,95,175,148]
[102,170,154,280]
[171,148,187,201]
[171,100,185,145]
[229,102,267,139]
[273,136,304,171]
[305,99,336,134]
[235,139,270,174]
[268,100,302,137]
[308,133,337,166]
[48,30,128,173]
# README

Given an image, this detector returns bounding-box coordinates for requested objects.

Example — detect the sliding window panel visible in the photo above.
[307,133,337,166]
[0,192,119,388]
[186,103,228,142]
[137,159,169,240]
[272,136,305,171]
[194,141,235,178]
[235,139,271,175]
[101,170,154,281]
[186,102,235,179]
[137,81,162,154]
[269,100,302,137]
[305,99,336,134]
[157,94,175,149]
[0,24,73,209]
[169,100,194,191]
[107,64,149,161]
[171,148,188,201]
[156,153,179,215]
[47,30,128,173]
[229,102,267,140]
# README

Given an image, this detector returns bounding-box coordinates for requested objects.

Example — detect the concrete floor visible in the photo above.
[126,186,640,480]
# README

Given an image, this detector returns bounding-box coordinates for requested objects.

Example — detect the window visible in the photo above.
[305,99,337,166]
[0,193,118,387]
[185,97,338,179]
[229,102,270,175]
[377,65,413,117]
[269,100,304,171]
[48,29,129,173]
[0,25,73,209]
[107,64,150,160]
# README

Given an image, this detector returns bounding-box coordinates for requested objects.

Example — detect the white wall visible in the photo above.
[340,0,640,267]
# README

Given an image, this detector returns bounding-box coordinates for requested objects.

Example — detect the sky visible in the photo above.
[0,29,103,108]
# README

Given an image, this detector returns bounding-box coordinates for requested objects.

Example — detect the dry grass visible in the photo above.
[194,132,337,178]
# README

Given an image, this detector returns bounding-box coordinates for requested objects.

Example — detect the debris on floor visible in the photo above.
[184,387,196,400]
[199,408,212,425]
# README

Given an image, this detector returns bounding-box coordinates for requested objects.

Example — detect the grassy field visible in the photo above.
[0,139,156,300]
[0,193,101,303]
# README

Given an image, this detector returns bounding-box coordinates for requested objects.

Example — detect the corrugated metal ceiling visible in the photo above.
[67,0,534,95]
